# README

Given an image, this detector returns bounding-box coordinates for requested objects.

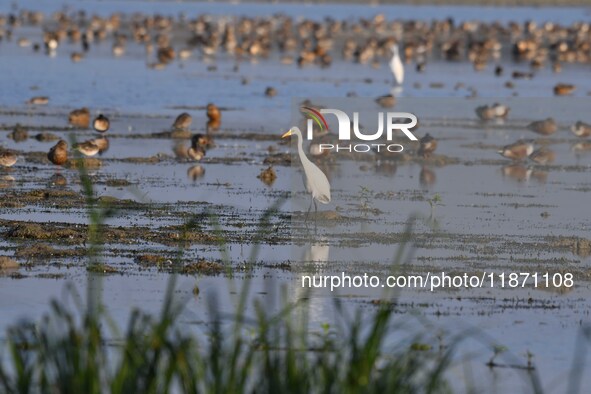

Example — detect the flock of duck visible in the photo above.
[1,9,591,77]
[473,102,591,163]
[1,8,591,184]
[0,104,221,171]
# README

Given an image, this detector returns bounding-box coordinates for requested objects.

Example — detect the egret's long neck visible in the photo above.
[295,130,311,167]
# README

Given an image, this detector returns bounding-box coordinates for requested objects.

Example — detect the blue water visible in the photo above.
[1,2,591,393]
[2,0,591,24]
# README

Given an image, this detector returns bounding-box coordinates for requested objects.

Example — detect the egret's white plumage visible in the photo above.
[389,44,404,86]
[282,127,331,216]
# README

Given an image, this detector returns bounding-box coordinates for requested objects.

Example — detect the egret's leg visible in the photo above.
[305,197,313,223]
[313,200,319,232]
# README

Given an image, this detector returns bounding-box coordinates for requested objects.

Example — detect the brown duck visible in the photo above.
[207,103,221,124]
[527,118,556,136]
[498,140,534,161]
[73,140,99,157]
[417,133,437,158]
[0,151,17,167]
[571,121,591,138]
[173,112,192,130]
[528,148,555,165]
[48,140,68,166]
[69,107,90,128]
[93,114,110,133]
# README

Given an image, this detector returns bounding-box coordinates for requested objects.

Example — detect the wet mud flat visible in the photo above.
[1,2,591,391]
[2,100,590,391]
[1,103,590,279]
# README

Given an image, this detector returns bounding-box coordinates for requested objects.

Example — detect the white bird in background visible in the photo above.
[282,127,331,218]
[389,44,404,86]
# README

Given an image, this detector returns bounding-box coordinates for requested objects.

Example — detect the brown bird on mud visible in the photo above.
[73,140,100,157]
[207,103,221,122]
[206,103,221,131]
[27,96,49,105]
[498,140,534,161]
[48,140,68,166]
[187,132,210,161]
[71,52,84,62]
[375,94,396,108]
[417,133,437,158]
[528,148,555,165]
[553,83,575,96]
[491,103,510,118]
[475,105,496,121]
[475,103,509,121]
[173,112,192,130]
[191,134,213,148]
[512,71,534,80]
[8,124,28,142]
[0,151,18,167]
[527,118,556,136]
[571,121,591,138]
[187,145,206,161]
[93,114,110,133]
[68,107,90,128]
[265,86,277,97]
[157,46,175,64]
[91,137,110,155]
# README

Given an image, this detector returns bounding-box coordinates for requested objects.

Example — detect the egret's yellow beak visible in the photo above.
[281,129,293,138]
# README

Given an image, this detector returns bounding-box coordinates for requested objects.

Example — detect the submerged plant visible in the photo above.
[487,344,508,368]
[427,193,443,214]
[358,186,380,216]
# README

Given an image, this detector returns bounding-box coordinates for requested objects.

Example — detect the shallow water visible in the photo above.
[5,0,591,24]
[1,2,591,392]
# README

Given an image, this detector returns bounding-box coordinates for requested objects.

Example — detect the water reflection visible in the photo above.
[257,166,277,186]
[501,164,531,183]
[303,241,330,264]
[572,141,591,157]
[500,164,548,185]
[49,173,67,187]
[530,169,548,184]
[374,161,397,176]
[187,165,205,182]
[0,175,15,188]
[173,141,190,160]
[419,166,436,188]
[206,119,221,132]
[8,125,28,142]
[293,241,331,327]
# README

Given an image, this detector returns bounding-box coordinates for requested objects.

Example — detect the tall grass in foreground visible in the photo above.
[0,285,452,393]
[0,147,446,393]
[0,222,452,392]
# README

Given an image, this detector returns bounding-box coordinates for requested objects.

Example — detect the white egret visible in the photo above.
[282,127,331,218]
[389,44,404,86]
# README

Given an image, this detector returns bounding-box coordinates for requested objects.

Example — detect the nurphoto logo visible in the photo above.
[301,106,418,153]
